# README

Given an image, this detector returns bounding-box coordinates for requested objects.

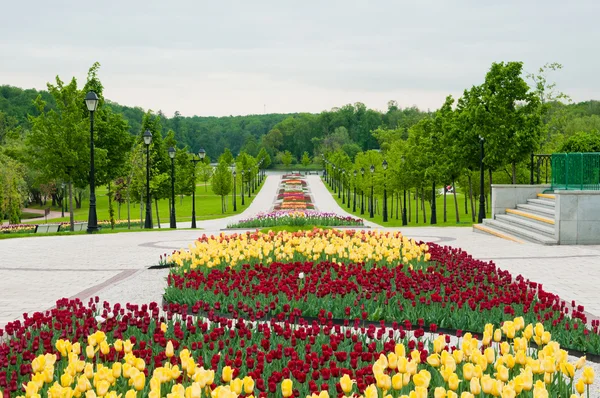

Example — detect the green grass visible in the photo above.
[323,179,489,227]
[0,226,184,240]
[19,179,265,226]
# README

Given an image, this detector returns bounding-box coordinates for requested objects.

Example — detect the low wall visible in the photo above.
[556,191,600,245]
[491,184,551,218]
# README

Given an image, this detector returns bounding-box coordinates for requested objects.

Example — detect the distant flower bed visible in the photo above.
[0,224,36,234]
[274,176,314,211]
[228,210,364,228]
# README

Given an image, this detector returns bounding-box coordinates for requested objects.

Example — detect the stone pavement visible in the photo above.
[1,173,600,330]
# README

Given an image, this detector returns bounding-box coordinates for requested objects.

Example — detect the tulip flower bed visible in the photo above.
[0,299,595,398]
[164,230,600,356]
[274,177,315,211]
[227,211,364,228]
[0,224,36,234]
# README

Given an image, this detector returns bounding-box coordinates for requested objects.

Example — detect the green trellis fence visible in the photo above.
[551,153,600,191]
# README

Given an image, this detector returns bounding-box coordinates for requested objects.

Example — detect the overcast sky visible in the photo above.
[1,0,598,117]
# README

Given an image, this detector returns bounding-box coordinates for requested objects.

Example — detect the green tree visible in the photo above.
[559,131,600,152]
[280,150,294,167]
[211,160,232,213]
[27,76,88,230]
[301,151,311,167]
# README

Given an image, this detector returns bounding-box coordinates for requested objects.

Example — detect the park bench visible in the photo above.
[35,224,61,233]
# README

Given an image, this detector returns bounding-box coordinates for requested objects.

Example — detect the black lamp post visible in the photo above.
[360,167,365,215]
[233,170,237,211]
[353,170,357,212]
[190,148,205,229]
[61,183,66,218]
[143,129,153,229]
[85,91,99,233]
[478,136,486,224]
[168,147,176,229]
[431,136,438,225]
[241,170,245,206]
[346,171,351,209]
[382,160,388,222]
[370,164,375,218]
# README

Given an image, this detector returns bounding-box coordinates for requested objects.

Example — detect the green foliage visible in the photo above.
[558,131,600,153]
[301,151,311,167]
[211,160,232,213]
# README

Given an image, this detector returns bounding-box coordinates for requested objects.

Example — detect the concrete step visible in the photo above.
[482,219,558,245]
[473,223,525,244]
[527,198,555,208]
[506,208,555,225]
[516,203,556,217]
[537,193,555,200]
[495,214,556,237]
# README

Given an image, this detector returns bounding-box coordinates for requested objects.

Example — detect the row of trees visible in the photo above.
[322,62,588,225]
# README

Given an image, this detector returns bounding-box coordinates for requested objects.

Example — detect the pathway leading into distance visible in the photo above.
[1,173,600,329]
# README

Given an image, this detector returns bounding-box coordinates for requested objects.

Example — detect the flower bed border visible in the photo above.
[162,299,600,364]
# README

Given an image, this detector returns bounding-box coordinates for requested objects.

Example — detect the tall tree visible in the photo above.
[211,160,232,213]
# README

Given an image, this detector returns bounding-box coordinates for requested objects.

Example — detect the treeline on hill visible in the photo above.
[1,62,600,225]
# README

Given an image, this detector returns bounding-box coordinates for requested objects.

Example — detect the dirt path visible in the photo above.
[21,208,64,222]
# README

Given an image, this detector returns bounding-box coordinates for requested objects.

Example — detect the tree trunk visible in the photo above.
[452,180,460,223]
[415,190,418,224]
[396,192,399,220]
[68,181,74,232]
[464,187,468,215]
[421,188,426,224]
[155,198,161,228]
[76,191,82,209]
[51,194,57,207]
[468,174,475,222]
[205,182,207,192]
[108,182,114,229]
[443,186,447,223]
[512,162,517,184]
[408,190,411,223]
[390,191,393,217]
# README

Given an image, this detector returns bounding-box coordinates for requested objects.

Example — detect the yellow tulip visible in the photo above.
[501,385,516,398]
[281,379,293,397]
[85,345,95,359]
[484,347,495,364]
[452,350,464,364]
[448,373,460,391]
[500,342,510,355]
[96,380,110,396]
[60,372,74,388]
[523,324,533,340]
[582,366,595,384]
[392,373,403,390]
[364,385,378,398]
[576,378,585,394]
[376,373,391,390]
[125,389,137,398]
[445,391,457,398]
[575,356,586,370]
[397,357,408,373]
[541,331,551,345]
[166,341,174,358]
[132,372,145,391]
[460,393,474,398]
[230,378,243,394]
[415,386,428,398]
[114,339,123,352]
[470,377,480,395]
[222,366,233,383]
[532,384,548,398]
[427,354,441,367]
[410,350,421,363]
[387,353,398,369]
[434,387,446,398]
[160,322,167,333]
[481,375,493,394]
[99,341,110,355]
[433,336,446,353]
[493,329,502,342]
[559,361,575,378]
[123,339,133,354]
[243,376,255,394]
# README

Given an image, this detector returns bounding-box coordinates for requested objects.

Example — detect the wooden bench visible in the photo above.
[35,224,61,233]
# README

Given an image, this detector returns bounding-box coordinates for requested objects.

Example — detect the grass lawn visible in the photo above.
[323,178,489,227]
[18,179,265,226]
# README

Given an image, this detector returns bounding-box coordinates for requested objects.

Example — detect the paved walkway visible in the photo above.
[1,173,600,330]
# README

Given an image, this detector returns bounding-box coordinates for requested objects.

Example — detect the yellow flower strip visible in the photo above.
[168,229,430,269]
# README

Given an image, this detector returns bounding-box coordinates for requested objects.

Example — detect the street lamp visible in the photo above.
[346,171,351,209]
[370,164,375,218]
[353,170,357,212]
[360,167,365,215]
[143,129,153,229]
[85,91,99,233]
[241,170,245,206]
[168,147,176,229]
[382,160,388,222]
[233,170,237,212]
[333,165,337,194]
[478,136,486,224]
[190,148,206,228]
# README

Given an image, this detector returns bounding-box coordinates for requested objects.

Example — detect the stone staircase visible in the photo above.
[473,193,558,245]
